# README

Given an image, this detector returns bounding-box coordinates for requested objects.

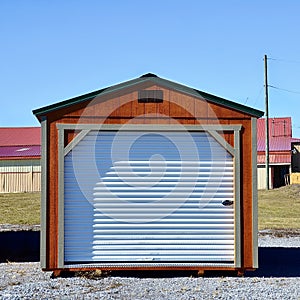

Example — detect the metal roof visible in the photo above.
[0,145,41,159]
[257,117,292,138]
[33,73,264,119]
[292,138,300,143]
[0,127,41,147]
[257,117,300,165]
[257,153,291,165]
[257,137,294,152]
[257,117,296,151]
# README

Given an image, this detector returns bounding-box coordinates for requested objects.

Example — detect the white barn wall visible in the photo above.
[0,159,41,193]
[257,166,273,190]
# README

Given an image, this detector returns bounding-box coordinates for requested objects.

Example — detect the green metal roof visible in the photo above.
[33,73,264,119]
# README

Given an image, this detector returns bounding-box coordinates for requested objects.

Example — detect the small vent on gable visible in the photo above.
[138,90,163,103]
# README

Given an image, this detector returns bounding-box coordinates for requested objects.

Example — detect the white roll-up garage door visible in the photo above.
[64,130,235,266]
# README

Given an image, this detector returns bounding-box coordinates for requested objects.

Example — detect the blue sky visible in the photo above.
[1,1,300,136]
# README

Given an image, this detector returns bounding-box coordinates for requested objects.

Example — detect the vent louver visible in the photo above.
[138,90,163,103]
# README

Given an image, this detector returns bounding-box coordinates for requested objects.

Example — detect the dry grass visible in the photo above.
[258,184,300,230]
[0,192,40,225]
[1,185,300,230]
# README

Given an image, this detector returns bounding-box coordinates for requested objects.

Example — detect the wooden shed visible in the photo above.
[33,73,264,275]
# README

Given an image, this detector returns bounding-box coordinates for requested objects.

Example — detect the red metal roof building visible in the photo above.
[0,127,41,192]
[257,117,300,189]
[0,127,40,146]
[0,127,41,160]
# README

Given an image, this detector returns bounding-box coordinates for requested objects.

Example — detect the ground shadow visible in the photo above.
[0,231,39,262]
[0,233,299,278]
[62,247,300,278]
[245,247,300,277]
[72,247,300,279]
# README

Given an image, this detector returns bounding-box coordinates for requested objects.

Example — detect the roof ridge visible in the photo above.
[33,74,264,119]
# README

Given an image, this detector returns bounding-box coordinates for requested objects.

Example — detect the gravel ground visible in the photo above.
[0,225,40,232]
[258,236,300,247]
[0,262,299,300]
[258,230,300,248]
[0,231,300,299]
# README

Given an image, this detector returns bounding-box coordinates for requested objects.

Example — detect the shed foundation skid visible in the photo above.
[50,267,248,278]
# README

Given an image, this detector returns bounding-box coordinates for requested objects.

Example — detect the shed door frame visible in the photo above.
[56,124,242,268]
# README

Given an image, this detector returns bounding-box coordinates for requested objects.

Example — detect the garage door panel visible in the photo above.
[64,130,234,264]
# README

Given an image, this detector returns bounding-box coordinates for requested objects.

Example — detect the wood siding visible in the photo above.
[43,83,255,271]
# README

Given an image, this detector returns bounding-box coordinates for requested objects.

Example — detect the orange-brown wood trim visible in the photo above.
[44,87,256,270]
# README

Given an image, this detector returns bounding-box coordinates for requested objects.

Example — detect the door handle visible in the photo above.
[222,200,234,206]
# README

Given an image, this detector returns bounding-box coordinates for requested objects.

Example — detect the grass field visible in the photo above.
[0,192,40,225]
[258,184,300,230]
[0,185,300,229]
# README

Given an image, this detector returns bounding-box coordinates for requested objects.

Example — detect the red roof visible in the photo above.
[0,145,41,159]
[257,117,300,165]
[257,117,292,138]
[292,138,300,143]
[0,127,41,159]
[257,153,291,165]
[257,118,294,152]
[257,137,293,152]
[0,127,40,147]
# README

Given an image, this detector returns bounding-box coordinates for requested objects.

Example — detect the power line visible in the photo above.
[267,57,300,64]
[268,85,300,95]
[252,86,264,106]
[265,56,300,96]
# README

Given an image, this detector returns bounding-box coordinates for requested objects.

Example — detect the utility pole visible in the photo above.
[264,54,270,190]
